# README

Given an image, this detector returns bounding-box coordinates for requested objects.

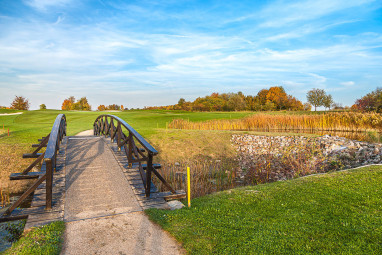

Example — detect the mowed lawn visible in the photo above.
[0,109,253,144]
[146,166,382,255]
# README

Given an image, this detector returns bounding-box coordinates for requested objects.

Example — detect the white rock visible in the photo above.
[167,200,185,210]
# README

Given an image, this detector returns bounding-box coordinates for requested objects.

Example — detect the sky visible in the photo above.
[0,0,381,110]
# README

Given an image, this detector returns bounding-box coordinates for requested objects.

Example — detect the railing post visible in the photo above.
[45,158,53,210]
[128,132,133,168]
[145,154,153,197]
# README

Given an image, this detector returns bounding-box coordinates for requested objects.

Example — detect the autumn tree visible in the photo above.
[227,93,246,111]
[73,97,91,111]
[266,86,288,110]
[106,104,120,110]
[97,105,106,111]
[352,88,382,112]
[307,88,326,111]
[303,102,312,111]
[10,96,30,110]
[39,104,46,110]
[61,96,75,110]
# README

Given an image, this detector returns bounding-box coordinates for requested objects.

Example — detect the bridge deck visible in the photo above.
[61,136,182,254]
[64,136,142,221]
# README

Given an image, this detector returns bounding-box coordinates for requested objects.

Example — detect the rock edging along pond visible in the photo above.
[231,134,382,183]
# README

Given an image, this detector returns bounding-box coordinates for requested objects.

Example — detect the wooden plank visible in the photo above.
[23,153,43,158]
[10,171,45,180]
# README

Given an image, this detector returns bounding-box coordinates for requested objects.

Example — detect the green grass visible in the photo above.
[146,166,382,255]
[3,221,65,255]
[0,110,254,144]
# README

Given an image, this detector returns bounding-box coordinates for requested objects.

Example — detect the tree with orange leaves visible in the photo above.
[61,96,75,110]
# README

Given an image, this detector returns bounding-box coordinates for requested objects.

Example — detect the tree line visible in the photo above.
[4,87,380,112]
[61,96,91,111]
[146,86,316,112]
[351,87,382,112]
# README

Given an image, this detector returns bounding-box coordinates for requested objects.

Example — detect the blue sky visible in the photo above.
[0,0,381,110]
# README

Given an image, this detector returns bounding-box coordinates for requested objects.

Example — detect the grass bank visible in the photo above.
[3,221,65,255]
[146,165,382,254]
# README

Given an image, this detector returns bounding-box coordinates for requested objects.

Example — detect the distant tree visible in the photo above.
[256,89,269,106]
[227,93,246,111]
[352,88,382,112]
[178,98,186,106]
[106,104,120,110]
[39,104,46,110]
[121,105,124,110]
[263,101,276,111]
[266,86,288,110]
[303,102,312,111]
[97,105,106,111]
[10,96,30,110]
[62,96,75,110]
[323,94,334,110]
[73,97,91,111]
[307,88,326,111]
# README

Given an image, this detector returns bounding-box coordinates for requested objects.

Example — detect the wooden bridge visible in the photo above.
[0,114,185,228]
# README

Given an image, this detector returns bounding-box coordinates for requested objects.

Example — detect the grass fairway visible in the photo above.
[0,109,253,144]
[146,166,382,255]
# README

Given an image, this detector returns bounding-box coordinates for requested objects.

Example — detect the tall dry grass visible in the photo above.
[169,112,382,133]
[153,139,344,198]
[153,160,238,198]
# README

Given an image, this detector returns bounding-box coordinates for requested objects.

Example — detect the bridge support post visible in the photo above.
[46,159,53,210]
[145,155,153,197]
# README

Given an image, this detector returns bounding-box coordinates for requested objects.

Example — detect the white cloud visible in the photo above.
[341,81,355,86]
[23,0,73,11]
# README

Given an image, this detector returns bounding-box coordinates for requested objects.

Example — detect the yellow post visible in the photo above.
[187,166,191,207]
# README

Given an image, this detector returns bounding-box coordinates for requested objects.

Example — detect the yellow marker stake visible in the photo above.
[187,166,191,207]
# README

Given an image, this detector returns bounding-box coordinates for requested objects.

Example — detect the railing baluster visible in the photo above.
[45,159,53,210]
[128,132,133,167]
[93,114,177,198]
[146,154,153,197]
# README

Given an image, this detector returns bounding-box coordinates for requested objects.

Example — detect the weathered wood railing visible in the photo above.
[94,115,176,197]
[3,114,66,216]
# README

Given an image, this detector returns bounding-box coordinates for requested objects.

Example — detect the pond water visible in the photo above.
[0,195,32,253]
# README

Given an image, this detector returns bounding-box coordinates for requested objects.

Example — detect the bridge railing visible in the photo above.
[94,114,176,197]
[4,114,66,216]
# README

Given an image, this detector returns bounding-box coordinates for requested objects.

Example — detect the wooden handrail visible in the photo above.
[3,114,66,216]
[93,114,175,197]
[94,114,158,155]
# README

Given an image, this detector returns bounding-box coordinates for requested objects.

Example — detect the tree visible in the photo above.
[323,94,334,110]
[227,93,246,111]
[266,86,288,110]
[62,96,75,110]
[352,88,382,112]
[97,105,106,111]
[39,104,46,110]
[10,96,29,110]
[303,102,312,111]
[307,88,326,111]
[73,97,91,111]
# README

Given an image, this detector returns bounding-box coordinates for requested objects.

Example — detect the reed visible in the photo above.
[1,188,10,208]
[169,112,382,133]
[153,160,238,198]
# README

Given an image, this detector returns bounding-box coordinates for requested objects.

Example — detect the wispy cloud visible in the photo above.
[0,0,381,109]
[23,0,73,12]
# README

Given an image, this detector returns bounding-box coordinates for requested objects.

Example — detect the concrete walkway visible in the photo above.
[61,135,183,254]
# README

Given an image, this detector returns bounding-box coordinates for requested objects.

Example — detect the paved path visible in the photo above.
[0,112,23,116]
[61,136,183,254]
